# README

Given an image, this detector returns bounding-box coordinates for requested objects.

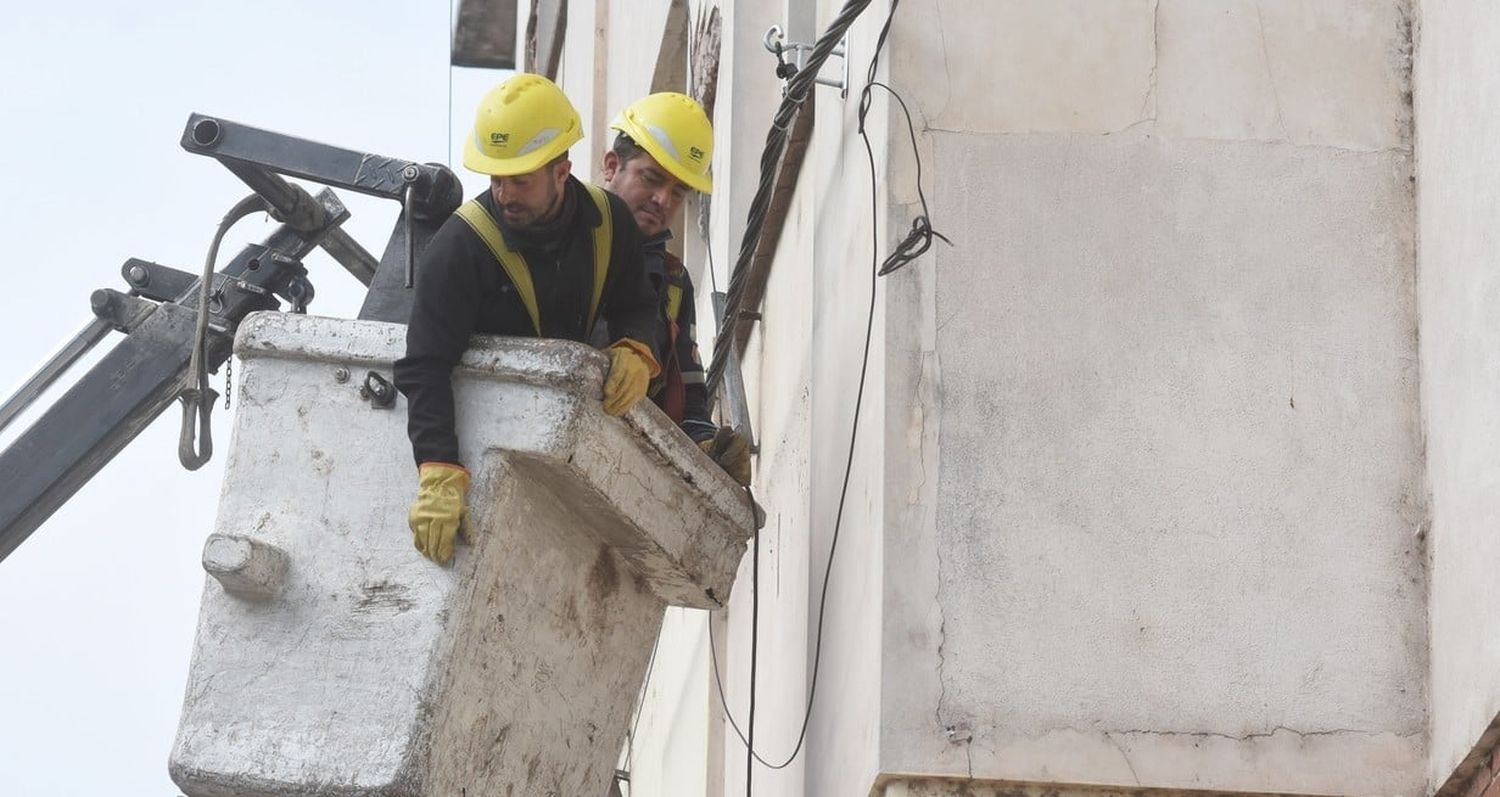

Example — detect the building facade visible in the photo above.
[467,1,1500,794]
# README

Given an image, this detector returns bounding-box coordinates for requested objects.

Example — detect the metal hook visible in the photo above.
[360,370,396,410]
[402,165,420,288]
[761,24,850,98]
[761,24,786,54]
[176,384,218,470]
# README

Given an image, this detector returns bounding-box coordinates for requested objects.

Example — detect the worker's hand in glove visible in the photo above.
[408,462,473,565]
[603,338,661,416]
[699,426,752,486]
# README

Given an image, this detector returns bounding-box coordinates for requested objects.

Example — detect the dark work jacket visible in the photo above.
[394,177,656,466]
[649,237,715,442]
[593,231,715,442]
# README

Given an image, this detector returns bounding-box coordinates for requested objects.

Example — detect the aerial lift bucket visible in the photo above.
[169,312,754,796]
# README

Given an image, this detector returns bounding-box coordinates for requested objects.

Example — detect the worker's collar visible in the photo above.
[640,230,681,291]
[642,229,673,253]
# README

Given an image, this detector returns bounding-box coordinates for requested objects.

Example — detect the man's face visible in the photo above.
[490,159,571,228]
[601,150,689,237]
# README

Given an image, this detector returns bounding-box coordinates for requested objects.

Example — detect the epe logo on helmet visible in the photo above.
[480,128,563,158]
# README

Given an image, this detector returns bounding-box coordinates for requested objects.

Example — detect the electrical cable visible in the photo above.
[702,0,900,774]
[705,179,878,767]
[745,500,761,794]
[861,81,950,276]
[852,0,951,279]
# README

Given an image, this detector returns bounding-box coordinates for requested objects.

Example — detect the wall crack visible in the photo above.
[931,0,955,124]
[926,126,1410,156]
[933,507,952,731]
[1136,0,1161,125]
[1254,0,1289,141]
[909,352,931,503]
[1104,732,1142,786]
[1102,725,1421,742]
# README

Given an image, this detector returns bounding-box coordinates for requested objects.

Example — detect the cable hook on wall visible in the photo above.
[762,24,849,98]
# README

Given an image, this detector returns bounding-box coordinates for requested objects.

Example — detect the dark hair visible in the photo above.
[547,151,570,167]
[611,133,649,165]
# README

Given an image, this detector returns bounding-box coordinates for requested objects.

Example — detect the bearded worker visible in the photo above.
[395,74,661,565]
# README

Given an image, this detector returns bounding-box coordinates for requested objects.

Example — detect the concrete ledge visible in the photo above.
[876,722,1425,796]
[875,777,1313,797]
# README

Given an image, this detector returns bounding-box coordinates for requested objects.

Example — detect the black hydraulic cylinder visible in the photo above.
[180,114,460,219]
[180,113,461,320]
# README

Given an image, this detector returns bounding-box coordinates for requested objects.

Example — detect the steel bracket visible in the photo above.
[763,25,849,98]
[122,258,199,303]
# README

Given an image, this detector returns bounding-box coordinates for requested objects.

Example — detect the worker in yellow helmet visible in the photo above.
[599,93,750,486]
[395,74,662,565]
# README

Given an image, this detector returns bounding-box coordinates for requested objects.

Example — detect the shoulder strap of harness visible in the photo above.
[453,187,614,338]
[582,183,612,336]
[454,200,542,336]
[666,283,684,323]
[662,251,687,322]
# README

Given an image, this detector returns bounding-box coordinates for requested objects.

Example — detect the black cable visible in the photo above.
[745,513,760,794]
[853,0,951,278]
[705,6,896,772]
[706,170,878,768]
[861,81,951,275]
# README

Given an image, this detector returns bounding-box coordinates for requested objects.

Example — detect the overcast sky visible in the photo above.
[0,3,502,793]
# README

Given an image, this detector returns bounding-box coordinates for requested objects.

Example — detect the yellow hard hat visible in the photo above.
[610,93,714,194]
[463,74,583,177]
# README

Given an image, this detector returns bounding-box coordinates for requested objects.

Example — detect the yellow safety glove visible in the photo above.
[699,426,752,486]
[408,462,473,565]
[603,338,661,416]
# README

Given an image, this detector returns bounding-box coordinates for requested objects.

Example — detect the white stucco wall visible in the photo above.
[562,0,607,180]
[602,0,680,139]
[616,1,893,793]
[559,0,680,183]
[1417,0,1500,788]
[699,1,900,794]
[799,5,893,796]
[877,0,1425,793]
[626,607,716,795]
[707,1,829,794]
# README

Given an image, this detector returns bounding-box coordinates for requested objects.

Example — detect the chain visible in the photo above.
[224,356,233,410]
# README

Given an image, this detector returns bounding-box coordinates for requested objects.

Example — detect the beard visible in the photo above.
[496,177,563,228]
